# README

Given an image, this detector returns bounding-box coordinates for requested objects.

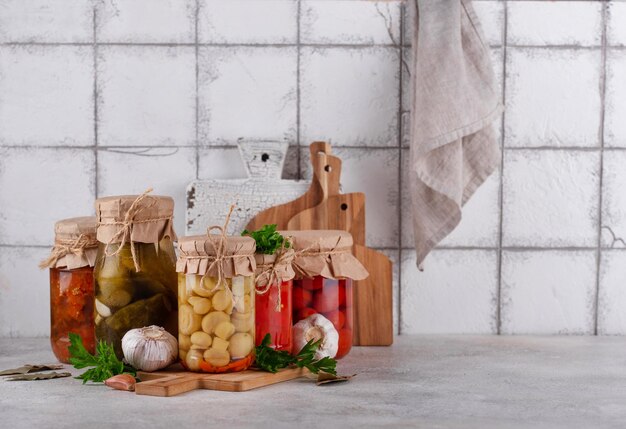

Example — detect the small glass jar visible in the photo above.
[94,194,178,359]
[281,230,368,360]
[177,234,257,373]
[253,249,296,352]
[41,217,98,363]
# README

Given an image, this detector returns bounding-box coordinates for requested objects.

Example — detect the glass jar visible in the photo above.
[255,279,293,351]
[177,234,257,373]
[50,267,96,362]
[94,194,178,359]
[293,277,353,359]
[280,229,368,360]
[40,216,98,363]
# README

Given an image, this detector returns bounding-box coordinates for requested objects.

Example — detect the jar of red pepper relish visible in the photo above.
[253,247,296,351]
[281,230,369,359]
[39,217,98,363]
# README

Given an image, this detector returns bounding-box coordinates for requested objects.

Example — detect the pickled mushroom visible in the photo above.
[179,304,202,335]
[212,290,231,312]
[212,337,229,352]
[190,331,213,348]
[228,333,253,359]
[201,311,229,335]
[188,296,211,315]
[185,349,203,371]
[214,321,236,340]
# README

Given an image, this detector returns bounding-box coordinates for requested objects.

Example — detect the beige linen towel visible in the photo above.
[409,0,502,268]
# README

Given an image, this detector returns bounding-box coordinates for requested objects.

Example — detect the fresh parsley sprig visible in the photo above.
[242,224,290,255]
[254,333,337,375]
[68,333,136,384]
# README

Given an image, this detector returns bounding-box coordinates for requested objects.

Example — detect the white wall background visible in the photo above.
[1,0,625,337]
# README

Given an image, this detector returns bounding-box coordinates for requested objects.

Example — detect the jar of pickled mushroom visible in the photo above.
[94,191,178,359]
[39,217,98,363]
[283,230,368,359]
[176,233,256,373]
[250,237,295,352]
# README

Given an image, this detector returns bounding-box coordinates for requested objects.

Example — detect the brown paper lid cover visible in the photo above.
[254,249,296,286]
[95,194,176,244]
[41,216,98,269]
[280,230,369,280]
[176,234,256,278]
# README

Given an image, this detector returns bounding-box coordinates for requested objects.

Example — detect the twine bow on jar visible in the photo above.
[38,234,98,269]
[202,204,239,293]
[254,239,295,312]
[100,188,169,272]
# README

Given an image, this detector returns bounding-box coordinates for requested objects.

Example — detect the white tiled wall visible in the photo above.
[0,0,624,337]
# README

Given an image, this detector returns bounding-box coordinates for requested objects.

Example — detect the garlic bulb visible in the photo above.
[292,314,339,359]
[121,326,178,372]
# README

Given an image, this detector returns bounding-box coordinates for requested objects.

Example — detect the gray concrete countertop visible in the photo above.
[2,335,626,428]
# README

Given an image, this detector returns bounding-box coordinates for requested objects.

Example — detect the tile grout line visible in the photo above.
[194,0,200,180]
[594,1,609,336]
[92,5,99,198]
[396,0,406,336]
[10,144,626,151]
[296,0,302,180]
[496,0,509,336]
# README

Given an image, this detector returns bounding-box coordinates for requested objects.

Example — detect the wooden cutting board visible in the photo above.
[186,141,310,235]
[245,142,338,231]
[135,367,308,396]
[353,245,394,346]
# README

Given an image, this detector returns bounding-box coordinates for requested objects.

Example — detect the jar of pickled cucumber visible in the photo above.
[253,246,296,352]
[94,192,178,359]
[39,217,98,363]
[176,234,256,373]
[282,230,368,359]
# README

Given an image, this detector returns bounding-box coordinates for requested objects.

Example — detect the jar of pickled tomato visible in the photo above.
[252,246,296,352]
[282,230,368,359]
[40,217,98,363]
[176,234,257,373]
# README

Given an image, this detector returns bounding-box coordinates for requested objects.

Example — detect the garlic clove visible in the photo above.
[105,374,136,391]
[292,314,339,359]
[121,325,178,372]
[95,298,112,318]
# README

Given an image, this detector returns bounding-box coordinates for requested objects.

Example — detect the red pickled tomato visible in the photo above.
[293,288,312,310]
[336,328,352,358]
[298,307,317,320]
[323,309,345,330]
[312,285,343,313]
[301,277,323,291]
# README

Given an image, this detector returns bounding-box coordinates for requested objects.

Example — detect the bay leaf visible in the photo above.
[316,373,357,386]
[7,371,71,381]
[0,364,64,376]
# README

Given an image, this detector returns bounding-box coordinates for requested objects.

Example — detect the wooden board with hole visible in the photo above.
[135,367,308,396]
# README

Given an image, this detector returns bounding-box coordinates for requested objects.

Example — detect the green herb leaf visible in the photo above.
[254,333,337,376]
[242,224,290,255]
[68,333,136,384]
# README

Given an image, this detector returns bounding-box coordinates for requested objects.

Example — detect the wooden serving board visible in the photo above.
[353,245,394,346]
[245,142,336,231]
[135,367,308,396]
[186,141,310,235]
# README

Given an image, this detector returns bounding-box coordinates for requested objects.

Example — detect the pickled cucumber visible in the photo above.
[94,240,178,358]
[98,293,171,358]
